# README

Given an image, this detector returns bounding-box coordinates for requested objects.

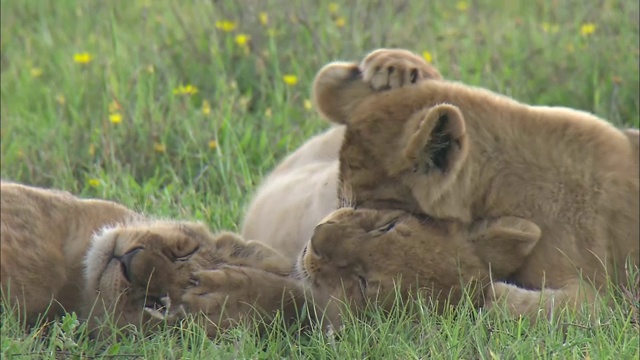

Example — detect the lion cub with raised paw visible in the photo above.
[311,49,639,320]
[298,207,542,328]
[242,49,443,259]
[0,182,304,337]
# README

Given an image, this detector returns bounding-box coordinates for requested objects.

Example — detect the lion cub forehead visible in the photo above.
[104,220,210,245]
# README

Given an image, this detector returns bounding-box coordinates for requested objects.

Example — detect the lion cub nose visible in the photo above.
[118,248,142,283]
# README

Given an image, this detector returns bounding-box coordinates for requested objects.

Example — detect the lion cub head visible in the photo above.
[297,208,540,327]
[84,220,290,332]
[312,50,470,216]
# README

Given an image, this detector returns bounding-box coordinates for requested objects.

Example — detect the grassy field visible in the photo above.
[1,0,639,358]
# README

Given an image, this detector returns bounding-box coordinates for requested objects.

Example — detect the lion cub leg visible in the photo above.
[486,281,601,321]
[180,267,305,337]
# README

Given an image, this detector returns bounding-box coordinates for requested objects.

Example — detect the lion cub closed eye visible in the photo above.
[297,207,541,328]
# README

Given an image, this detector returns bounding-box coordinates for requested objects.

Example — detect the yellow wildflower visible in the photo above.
[154,142,166,153]
[215,20,237,32]
[304,99,312,110]
[335,17,346,28]
[235,34,250,47]
[88,144,96,156]
[456,1,468,11]
[202,100,211,115]
[580,23,596,36]
[328,3,339,14]
[30,67,43,78]
[109,113,122,124]
[73,52,93,64]
[173,84,198,95]
[146,64,155,73]
[259,12,268,26]
[56,94,66,105]
[542,23,560,33]
[265,107,272,118]
[282,74,298,86]
[208,140,218,149]
[422,51,433,63]
[88,178,100,187]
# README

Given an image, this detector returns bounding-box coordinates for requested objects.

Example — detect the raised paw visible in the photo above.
[360,48,442,91]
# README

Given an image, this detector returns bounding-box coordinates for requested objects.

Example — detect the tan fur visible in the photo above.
[242,49,443,258]
[241,126,344,259]
[298,208,541,327]
[86,222,303,337]
[1,182,304,337]
[1,182,137,323]
[311,49,640,319]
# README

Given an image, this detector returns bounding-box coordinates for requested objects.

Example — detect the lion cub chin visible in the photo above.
[1,182,305,337]
[298,207,542,328]
[311,48,639,320]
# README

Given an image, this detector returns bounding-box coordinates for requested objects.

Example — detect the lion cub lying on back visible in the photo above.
[311,49,639,318]
[1,182,303,337]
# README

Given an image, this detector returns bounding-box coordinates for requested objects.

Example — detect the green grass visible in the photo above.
[1,0,638,358]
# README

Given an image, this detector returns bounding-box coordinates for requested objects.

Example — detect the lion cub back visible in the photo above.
[0,182,134,323]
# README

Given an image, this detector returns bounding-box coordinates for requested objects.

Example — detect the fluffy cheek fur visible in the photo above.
[83,229,157,331]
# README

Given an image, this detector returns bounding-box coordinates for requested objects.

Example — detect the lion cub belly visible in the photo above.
[242,161,339,260]
[242,127,344,259]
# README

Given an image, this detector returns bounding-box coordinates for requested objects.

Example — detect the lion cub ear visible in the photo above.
[469,216,541,278]
[312,62,372,124]
[403,104,468,176]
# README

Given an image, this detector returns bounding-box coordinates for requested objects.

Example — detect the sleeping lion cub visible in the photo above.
[0,182,303,336]
[298,207,542,327]
[311,49,639,319]
[242,49,443,258]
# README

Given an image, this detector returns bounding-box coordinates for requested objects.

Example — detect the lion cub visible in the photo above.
[298,207,541,327]
[1,182,304,337]
[242,49,443,258]
[311,49,639,319]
